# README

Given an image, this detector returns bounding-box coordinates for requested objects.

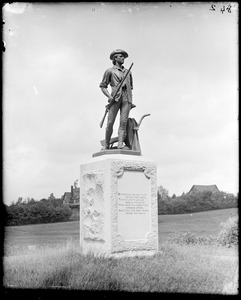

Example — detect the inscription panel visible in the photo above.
[117,170,151,240]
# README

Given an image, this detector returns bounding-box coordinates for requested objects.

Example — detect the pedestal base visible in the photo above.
[92,149,141,157]
[80,155,159,257]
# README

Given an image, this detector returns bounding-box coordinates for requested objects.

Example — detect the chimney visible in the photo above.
[71,185,74,198]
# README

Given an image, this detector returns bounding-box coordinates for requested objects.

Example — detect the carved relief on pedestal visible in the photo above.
[82,171,105,241]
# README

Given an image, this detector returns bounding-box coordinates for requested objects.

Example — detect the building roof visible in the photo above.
[63,192,72,204]
[188,185,220,194]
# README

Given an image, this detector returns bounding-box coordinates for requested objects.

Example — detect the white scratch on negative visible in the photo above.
[3,3,29,14]
[33,86,39,95]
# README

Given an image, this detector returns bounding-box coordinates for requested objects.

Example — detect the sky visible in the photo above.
[2,2,239,204]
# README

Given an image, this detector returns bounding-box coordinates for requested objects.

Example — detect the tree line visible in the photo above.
[4,188,238,226]
[157,186,238,215]
[5,194,72,226]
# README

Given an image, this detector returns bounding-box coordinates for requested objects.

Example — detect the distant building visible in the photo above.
[63,182,80,210]
[62,192,72,204]
[188,185,220,195]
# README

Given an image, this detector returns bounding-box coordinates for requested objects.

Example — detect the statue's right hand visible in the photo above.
[108,96,113,103]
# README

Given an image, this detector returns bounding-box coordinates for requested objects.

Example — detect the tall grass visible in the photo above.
[3,239,238,294]
[4,211,238,294]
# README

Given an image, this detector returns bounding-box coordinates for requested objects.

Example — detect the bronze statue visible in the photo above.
[99,114,150,153]
[99,49,136,150]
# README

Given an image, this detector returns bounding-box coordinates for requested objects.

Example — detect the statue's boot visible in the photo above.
[102,130,111,150]
[117,131,129,150]
[102,143,109,150]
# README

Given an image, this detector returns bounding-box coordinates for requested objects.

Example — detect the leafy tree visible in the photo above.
[5,195,72,226]
[48,193,56,201]
[158,186,169,201]
[26,197,37,205]
[158,187,237,215]
[16,197,23,205]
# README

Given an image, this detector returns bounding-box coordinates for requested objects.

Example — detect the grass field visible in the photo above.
[3,208,238,294]
[4,207,237,250]
[158,207,238,243]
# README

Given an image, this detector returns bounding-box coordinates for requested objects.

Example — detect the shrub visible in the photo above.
[167,216,239,248]
[217,216,238,247]
[69,209,80,221]
[167,232,217,246]
[168,232,197,245]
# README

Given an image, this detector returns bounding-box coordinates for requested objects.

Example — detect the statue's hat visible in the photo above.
[110,49,128,60]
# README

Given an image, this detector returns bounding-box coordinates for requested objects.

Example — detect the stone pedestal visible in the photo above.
[79,154,159,257]
[92,149,141,157]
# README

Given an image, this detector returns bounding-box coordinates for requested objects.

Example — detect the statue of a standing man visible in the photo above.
[99,49,135,150]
